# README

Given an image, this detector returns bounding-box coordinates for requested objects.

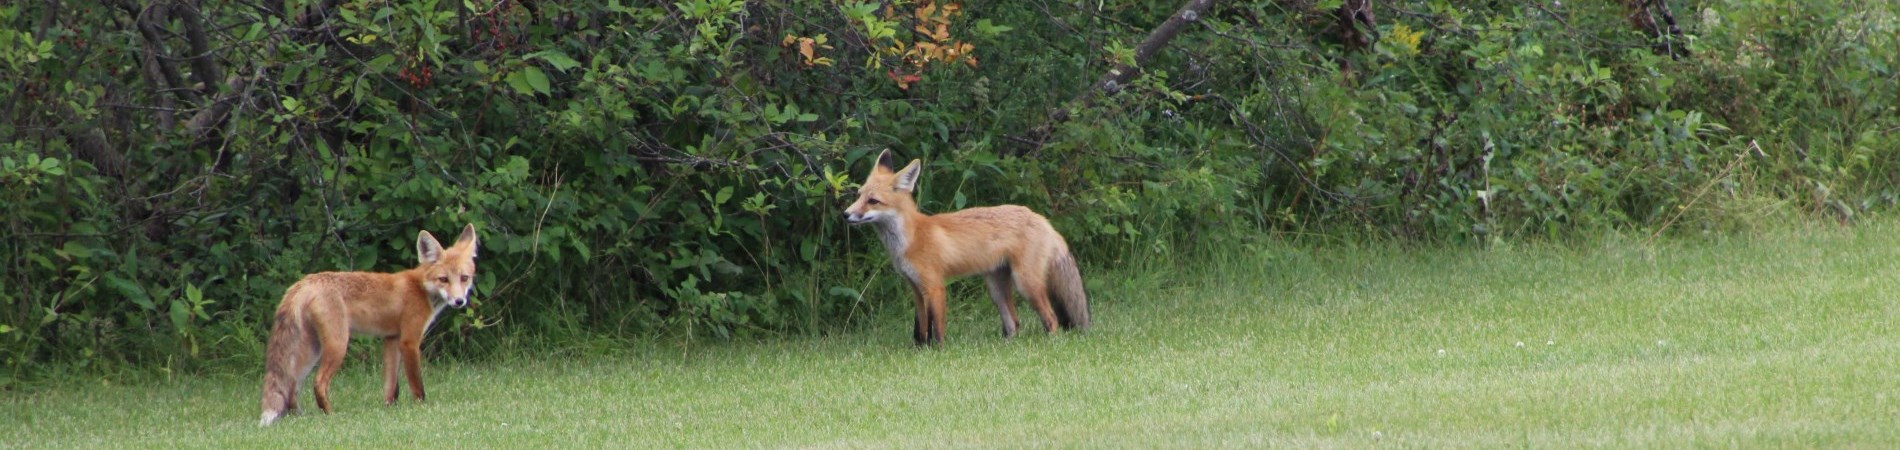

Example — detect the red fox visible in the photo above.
[258,224,478,426]
[844,149,1090,346]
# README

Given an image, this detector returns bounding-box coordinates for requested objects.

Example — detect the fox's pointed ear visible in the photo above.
[875,149,896,171]
[894,159,922,192]
[417,230,444,264]
[456,223,479,257]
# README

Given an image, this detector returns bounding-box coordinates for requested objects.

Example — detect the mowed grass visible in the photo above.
[7,222,1900,448]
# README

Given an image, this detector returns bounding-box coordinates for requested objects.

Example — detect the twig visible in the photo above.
[1646,140,1758,247]
[490,167,561,301]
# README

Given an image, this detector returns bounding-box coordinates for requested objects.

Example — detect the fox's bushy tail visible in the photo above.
[1047,244,1091,330]
[259,285,312,427]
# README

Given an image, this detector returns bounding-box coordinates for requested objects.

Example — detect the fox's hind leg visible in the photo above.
[984,269,1020,338]
[287,336,317,415]
[1010,259,1060,334]
[311,315,350,414]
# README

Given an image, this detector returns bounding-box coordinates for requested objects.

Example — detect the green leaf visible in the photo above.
[25,253,51,270]
[243,22,266,41]
[973,19,1014,37]
[529,51,582,71]
[827,286,861,300]
[764,103,785,123]
[505,71,534,95]
[170,300,191,332]
[106,276,154,311]
[523,66,552,94]
[844,2,879,19]
[571,238,592,262]
[56,241,91,260]
[714,186,734,205]
[352,76,370,105]
[366,54,397,73]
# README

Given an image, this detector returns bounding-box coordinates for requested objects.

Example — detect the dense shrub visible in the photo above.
[1,1,1894,381]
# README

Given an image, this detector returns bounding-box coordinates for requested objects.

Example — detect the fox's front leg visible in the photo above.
[919,275,948,347]
[909,282,927,345]
[381,338,403,405]
[399,335,427,402]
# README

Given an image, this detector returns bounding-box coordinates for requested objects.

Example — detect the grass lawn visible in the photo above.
[5,222,1899,448]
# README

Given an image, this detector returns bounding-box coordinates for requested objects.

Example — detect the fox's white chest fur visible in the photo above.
[874,217,920,284]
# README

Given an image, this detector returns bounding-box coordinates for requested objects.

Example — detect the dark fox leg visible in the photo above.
[985,269,1020,338]
[909,282,927,345]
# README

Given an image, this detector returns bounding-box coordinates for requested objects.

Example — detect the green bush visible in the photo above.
[1,1,1894,382]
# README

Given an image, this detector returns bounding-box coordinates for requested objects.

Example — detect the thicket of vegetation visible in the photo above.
[2,0,1895,383]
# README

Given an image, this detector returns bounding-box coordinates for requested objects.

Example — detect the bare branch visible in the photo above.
[1015,0,1219,155]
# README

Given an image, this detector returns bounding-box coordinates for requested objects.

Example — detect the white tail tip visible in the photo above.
[259,410,279,427]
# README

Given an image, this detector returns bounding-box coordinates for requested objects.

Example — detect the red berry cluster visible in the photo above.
[475,0,519,52]
[398,63,434,88]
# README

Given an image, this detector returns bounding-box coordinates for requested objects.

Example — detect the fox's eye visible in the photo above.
[437,276,449,284]
[460,275,470,282]
[867,198,882,205]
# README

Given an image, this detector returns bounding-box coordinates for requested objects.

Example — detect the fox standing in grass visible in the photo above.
[844,149,1090,346]
[258,224,479,426]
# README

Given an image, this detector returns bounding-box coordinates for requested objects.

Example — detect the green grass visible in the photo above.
[7,222,1900,448]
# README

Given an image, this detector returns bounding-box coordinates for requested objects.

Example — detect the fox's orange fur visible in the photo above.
[845,150,1091,346]
[258,224,478,426]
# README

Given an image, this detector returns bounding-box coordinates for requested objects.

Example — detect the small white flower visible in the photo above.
[1436,349,1446,356]
[1546,340,1554,346]
[1515,341,1525,348]
[1657,340,1666,346]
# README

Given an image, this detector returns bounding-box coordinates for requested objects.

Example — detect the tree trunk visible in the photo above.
[173,1,226,97]
[115,0,200,105]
